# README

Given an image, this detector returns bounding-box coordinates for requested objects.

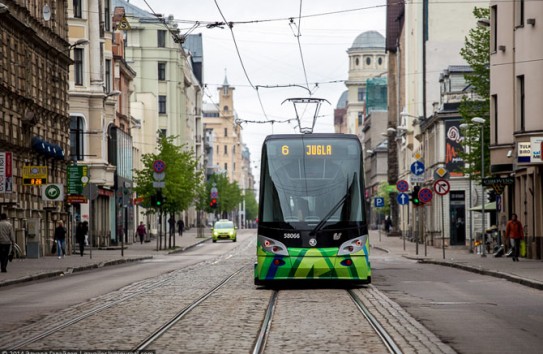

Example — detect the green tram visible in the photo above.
[254,133,371,285]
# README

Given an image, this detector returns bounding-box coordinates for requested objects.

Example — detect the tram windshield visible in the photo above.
[260,136,365,229]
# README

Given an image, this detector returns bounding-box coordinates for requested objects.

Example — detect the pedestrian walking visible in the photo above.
[384,216,392,233]
[136,221,147,244]
[0,213,15,273]
[54,220,67,259]
[177,219,184,236]
[506,213,524,262]
[168,216,176,237]
[75,221,87,256]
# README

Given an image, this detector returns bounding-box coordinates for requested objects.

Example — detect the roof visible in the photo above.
[183,34,203,63]
[336,90,348,109]
[112,0,154,19]
[351,31,385,50]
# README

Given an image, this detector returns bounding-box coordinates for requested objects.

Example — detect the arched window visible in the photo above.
[378,57,383,66]
[365,57,371,66]
[355,57,359,66]
[223,105,229,112]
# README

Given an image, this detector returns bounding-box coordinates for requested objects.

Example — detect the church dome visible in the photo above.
[350,31,385,50]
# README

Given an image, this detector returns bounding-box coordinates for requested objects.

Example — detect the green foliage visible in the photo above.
[201,173,244,214]
[377,181,391,216]
[458,7,491,181]
[133,135,203,214]
[244,190,258,221]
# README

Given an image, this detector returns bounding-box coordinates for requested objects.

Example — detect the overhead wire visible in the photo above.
[213,0,270,121]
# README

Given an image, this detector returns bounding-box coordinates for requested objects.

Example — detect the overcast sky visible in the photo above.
[126,0,386,184]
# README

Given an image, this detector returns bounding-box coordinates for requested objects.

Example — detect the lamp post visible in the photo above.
[472,117,486,257]
[459,123,474,253]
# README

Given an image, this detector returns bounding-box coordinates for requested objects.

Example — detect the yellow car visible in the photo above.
[212,220,237,242]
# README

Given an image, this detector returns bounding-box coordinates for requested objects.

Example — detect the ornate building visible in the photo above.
[0,1,71,256]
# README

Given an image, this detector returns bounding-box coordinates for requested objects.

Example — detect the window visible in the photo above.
[158,62,166,81]
[355,57,359,66]
[159,129,167,137]
[517,75,525,131]
[365,57,371,66]
[378,57,383,66]
[224,128,227,137]
[74,48,83,85]
[491,6,497,52]
[224,145,228,155]
[224,163,228,171]
[104,0,110,31]
[216,145,219,155]
[73,0,82,18]
[515,0,524,27]
[223,105,229,112]
[358,112,363,126]
[358,88,364,102]
[159,95,167,114]
[105,59,111,93]
[492,94,498,144]
[158,30,166,47]
[70,116,85,161]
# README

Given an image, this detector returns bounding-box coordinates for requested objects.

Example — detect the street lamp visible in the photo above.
[472,117,486,257]
[459,123,474,253]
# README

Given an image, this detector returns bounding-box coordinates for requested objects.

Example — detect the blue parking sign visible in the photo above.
[374,197,385,208]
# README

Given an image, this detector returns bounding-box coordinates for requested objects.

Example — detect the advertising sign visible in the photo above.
[531,137,543,163]
[518,142,531,163]
[445,120,464,177]
[42,184,64,201]
[0,152,13,193]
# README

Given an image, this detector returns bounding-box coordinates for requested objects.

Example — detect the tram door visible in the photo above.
[449,191,466,246]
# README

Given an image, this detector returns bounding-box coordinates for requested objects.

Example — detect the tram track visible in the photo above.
[2,260,251,351]
[252,287,403,354]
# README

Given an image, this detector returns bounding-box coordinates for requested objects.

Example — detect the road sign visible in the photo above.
[397,193,409,205]
[418,188,433,204]
[152,160,166,173]
[210,187,218,198]
[433,179,450,196]
[153,181,165,188]
[67,165,89,194]
[396,180,409,193]
[83,183,99,201]
[374,197,385,208]
[153,172,165,181]
[410,161,425,176]
[409,175,424,184]
[434,167,449,180]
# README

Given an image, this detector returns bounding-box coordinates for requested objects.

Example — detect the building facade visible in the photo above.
[489,0,543,259]
[0,0,71,256]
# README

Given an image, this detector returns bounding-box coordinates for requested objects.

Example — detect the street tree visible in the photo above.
[133,135,202,213]
[458,7,490,181]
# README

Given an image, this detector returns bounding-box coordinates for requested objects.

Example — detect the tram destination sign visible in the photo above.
[482,177,514,186]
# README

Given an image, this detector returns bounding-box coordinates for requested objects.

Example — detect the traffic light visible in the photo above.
[209,198,217,209]
[411,186,421,206]
[151,191,164,207]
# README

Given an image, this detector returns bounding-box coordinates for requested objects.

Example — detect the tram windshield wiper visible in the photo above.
[310,181,352,236]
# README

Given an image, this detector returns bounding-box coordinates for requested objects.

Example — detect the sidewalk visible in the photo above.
[370,229,543,290]
[0,228,211,288]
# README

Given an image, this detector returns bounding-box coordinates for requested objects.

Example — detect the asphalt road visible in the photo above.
[371,249,543,354]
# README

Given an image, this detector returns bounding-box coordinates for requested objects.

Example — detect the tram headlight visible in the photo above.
[258,235,289,256]
[337,235,368,256]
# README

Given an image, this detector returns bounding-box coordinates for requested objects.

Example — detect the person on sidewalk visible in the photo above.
[136,221,147,244]
[177,219,184,236]
[0,213,15,273]
[75,221,87,257]
[54,220,67,259]
[168,216,176,237]
[506,213,524,262]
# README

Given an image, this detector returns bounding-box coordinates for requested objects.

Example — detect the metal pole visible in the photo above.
[442,196,445,259]
[481,124,486,257]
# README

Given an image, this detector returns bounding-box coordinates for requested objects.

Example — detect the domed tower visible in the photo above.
[344,31,387,135]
